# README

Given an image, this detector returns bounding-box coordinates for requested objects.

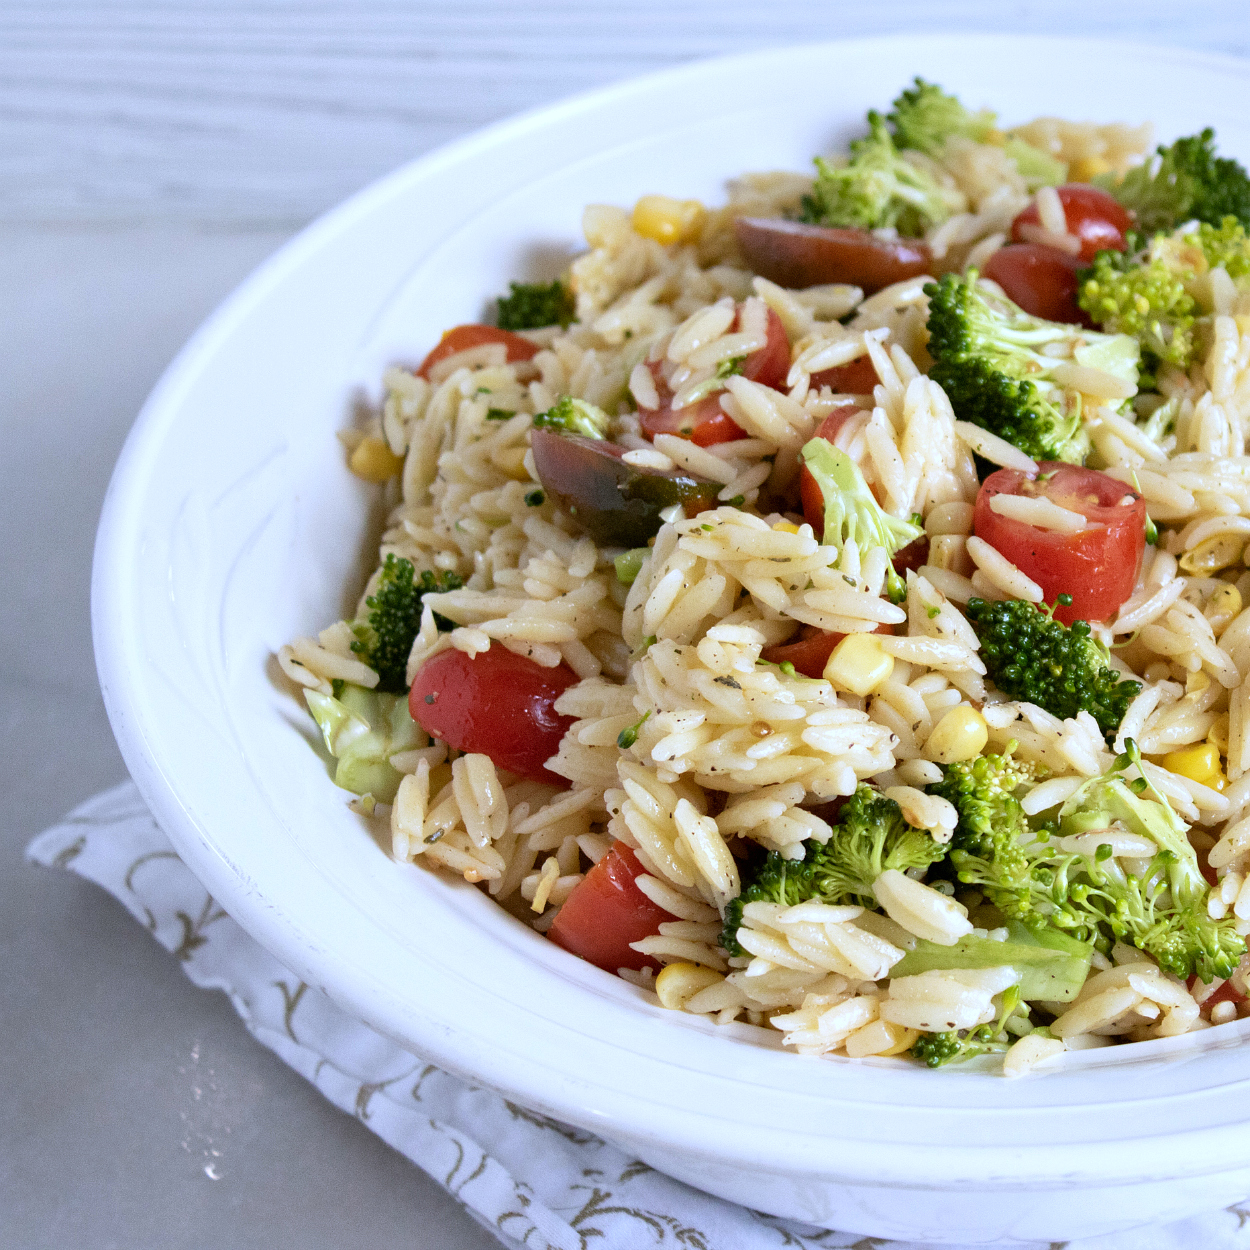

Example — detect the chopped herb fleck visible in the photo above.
[713,676,742,689]
[524,489,546,506]
[716,355,747,380]
[485,407,514,421]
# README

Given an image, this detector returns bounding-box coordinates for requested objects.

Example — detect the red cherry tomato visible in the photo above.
[1188,972,1247,1018]
[798,407,864,536]
[639,304,789,446]
[409,647,578,784]
[1011,185,1132,264]
[809,354,879,395]
[548,842,669,973]
[761,622,895,679]
[416,324,540,380]
[982,244,1089,325]
[974,463,1146,625]
[734,217,932,293]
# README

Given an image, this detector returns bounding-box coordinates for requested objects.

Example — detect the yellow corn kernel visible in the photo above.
[1185,669,1211,698]
[1161,742,1222,785]
[772,520,801,534]
[1211,772,1229,793]
[632,195,705,246]
[654,962,724,1010]
[1069,155,1112,182]
[1210,712,1231,755]
[1206,583,1243,636]
[926,706,990,765]
[843,1017,919,1058]
[349,434,405,482]
[1180,533,1246,576]
[823,632,894,697]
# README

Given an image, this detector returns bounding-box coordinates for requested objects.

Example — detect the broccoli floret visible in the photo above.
[1078,245,1197,373]
[349,554,463,693]
[532,395,611,439]
[496,279,576,331]
[1103,128,1250,234]
[721,785,946,955]
[885,78,997,156]
[933,742,1245,983]
[800,112,958,236]
[964,597,1141,742]
[1195,215,1250,279]
[929,749,1045,926]
[925,270,1140,463]
[799,437,923,602]
[910,987,1024,1069]
[1058,741,1245,982]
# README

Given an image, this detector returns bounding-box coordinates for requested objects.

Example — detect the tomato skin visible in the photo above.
[761,622,894,678]
[734,217,932,293]
[639,304,789,446]
[416,324,540,380]
[409,647,579,784]
[1011,185,1132,264]
[809,355,879,395]
[982,244,1090,326]
[974,463,1146,625]
[740,304,791,390]
[548,842,669,973]
[1188,969,1247,1018]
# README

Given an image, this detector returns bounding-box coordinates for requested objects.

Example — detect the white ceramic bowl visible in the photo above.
[94,34,1250,1245]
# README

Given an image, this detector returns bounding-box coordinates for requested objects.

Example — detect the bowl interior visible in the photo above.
[94,33,1250,1183]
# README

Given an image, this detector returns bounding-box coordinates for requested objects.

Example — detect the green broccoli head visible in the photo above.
[798,437,923,602]
[1057,741,1246,982]
[964,597,1142,742]
[929,750,1042,925]
[349,554,464,693]
[1196,215,1250,279]
[495,279,576,330]
[1078,245,1197,373]
[885,78,998,156]
[924,271,1139,463]
[801,111,959,236]
[532,395,611,439]
[721,785,946,955]
[1103,128,1250,234]
[931,741,1246,982]
[910,983,1024,1068]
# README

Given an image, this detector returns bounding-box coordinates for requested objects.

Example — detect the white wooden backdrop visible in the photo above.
[3,0,1249,227]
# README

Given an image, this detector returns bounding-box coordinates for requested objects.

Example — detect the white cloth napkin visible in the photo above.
[27,782,1250,1250]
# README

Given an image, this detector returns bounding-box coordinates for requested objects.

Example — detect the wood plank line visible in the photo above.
[1,0,1245,226]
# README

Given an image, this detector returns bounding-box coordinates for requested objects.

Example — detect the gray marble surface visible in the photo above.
[4,4,1249,1246]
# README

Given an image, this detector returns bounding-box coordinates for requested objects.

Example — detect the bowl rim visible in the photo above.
[93,31,1250,1190]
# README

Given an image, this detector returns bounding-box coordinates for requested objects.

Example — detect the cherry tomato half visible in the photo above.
[548,841,669,972]
[1189,975,1246,1018]
[1011,185,1132,264]
[416,324,540,380]
[639,303,789,446]
[974,462,1146,625]
[409,646,579,784]
[734,217,932,293]
[809,354,880,396]
[982,244,1089,326]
